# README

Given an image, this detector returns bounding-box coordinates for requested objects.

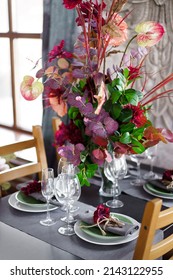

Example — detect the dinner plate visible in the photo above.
[15,191,46,207]
[8,192,58,213]
[143,183,173,200]
[74,213,140,245]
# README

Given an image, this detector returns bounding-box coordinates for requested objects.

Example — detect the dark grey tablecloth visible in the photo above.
[0,195,163,260]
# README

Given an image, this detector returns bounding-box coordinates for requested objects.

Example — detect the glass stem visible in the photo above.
[112,178,119,202]
[46,200,51,220]
[150,159,154,173]
[66,203,70,229]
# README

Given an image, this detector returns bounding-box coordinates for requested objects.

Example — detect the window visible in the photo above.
[0,0,43,132]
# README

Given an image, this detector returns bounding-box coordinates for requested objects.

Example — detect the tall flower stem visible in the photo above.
[119,35,137,68]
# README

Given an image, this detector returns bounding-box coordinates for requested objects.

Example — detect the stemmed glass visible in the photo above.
[129,153,147,186]
[143,146,158,180]
[40,168,56,226]
[58,157,79,215]
[54,173,81,235]
[104,154,127,208]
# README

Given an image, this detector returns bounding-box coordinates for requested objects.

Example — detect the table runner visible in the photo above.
[0,195,161,260]
[91,174,173,208]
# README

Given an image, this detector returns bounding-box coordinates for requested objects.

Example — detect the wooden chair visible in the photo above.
[0,125,47,197]
[133,198,173,260]
[52,117,62,160]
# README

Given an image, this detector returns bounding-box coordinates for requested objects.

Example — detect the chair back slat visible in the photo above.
[0,163,41,184]
[133,198,173,260]
[0,139,35,156]
[0,125,47,197]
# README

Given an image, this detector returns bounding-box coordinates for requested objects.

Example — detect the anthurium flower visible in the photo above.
[20,75,43,101]
[135,21,165,47]
[63,0,82,10]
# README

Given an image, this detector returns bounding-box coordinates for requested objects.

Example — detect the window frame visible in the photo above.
[0,0,43,134]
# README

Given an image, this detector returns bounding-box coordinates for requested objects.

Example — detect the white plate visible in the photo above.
[74,214,140,245]
[8,192,58,213]
[143,183,173,200]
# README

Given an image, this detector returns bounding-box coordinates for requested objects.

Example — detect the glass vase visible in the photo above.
[99,154,127,198]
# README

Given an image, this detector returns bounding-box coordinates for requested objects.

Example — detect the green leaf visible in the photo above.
[111,78,124,91]
[125,89,139,105]
[74,119,83,128]
[123,68,129,79]
[118,108,133,122]
[131,139,145,153]
[79,79,86,89]
[111,90,122,103]
[132,127,145,138]
[68,107,79,119]
[119,132,131,144]
[120,123,135,133]
[111,104,122,119]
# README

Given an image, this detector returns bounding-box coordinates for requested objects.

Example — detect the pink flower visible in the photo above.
[103,13,128,47]
[135,21,165,47]
[63,0,82,10]
[20,76,43,101]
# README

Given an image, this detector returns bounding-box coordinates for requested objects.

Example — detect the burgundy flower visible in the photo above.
[63,0,82,10]
[55,121,84,146]
[162,170,173,182]
[93,204,110,223]
[21,181,41,196]
[48,40,73,62]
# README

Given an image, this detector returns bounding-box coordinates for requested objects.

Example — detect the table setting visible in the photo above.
[2,159,171,260]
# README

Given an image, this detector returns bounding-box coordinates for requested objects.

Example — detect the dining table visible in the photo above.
[0,163,172,260]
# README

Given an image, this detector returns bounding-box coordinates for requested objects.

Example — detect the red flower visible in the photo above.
[93,204,110,223]
[63,0,82,10]
[128,66,141,80]
[125,104,148,128]
[48,40,73,62]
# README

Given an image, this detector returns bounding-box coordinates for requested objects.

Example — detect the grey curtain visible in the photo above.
[42,0,76,172]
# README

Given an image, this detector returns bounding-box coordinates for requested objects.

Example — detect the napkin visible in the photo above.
[148,179,173,192]
[16,181,62,207]
[76,210,139,236]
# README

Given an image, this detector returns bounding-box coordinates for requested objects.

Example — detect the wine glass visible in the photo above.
[105,154,127,208]
[54,173,81,235]
[57,157,79,214]
[40,168,57,226]
[57,157,77,175]
[129,153,147,186]
[143,146,158,180]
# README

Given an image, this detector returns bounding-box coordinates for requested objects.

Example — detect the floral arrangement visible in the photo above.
[20,0,173,186]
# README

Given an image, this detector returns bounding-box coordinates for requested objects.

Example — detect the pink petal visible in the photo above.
[135,21,165,47]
